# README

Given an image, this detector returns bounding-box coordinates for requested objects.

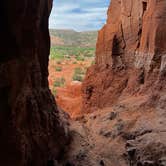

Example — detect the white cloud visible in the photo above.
[49,0,110,31]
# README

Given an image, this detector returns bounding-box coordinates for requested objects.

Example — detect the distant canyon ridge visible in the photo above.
[49,29,98,47]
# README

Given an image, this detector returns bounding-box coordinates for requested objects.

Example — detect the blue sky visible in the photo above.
[49,0,110,31]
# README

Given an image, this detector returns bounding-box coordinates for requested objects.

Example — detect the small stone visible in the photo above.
[103,112,117,121]
[142,160,155,166]
[99,130,112,138]
[159,157,166,166]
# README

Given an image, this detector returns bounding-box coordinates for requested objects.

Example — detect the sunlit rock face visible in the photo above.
[82,0,166,166]
[0,0,68,165]
[82,0,166,165]
[83,0,166,112]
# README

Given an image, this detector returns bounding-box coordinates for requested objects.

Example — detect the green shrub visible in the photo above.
[84,51,94,57]
[52,88,57,96]
[55,66,62,72]
[72,67,85,82]
[74,67,85,75]
[91,60,95,65]
[73,74,84,82]
[76,56,85,61]
[56,61,62,65]
[53,77,65,87]
[50,46,95,60]
[66,55,71,59]
[73,61,77,64]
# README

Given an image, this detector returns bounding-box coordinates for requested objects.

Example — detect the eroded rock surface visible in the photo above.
[61,99,166,166]
[0,0,68,166]
[83,0,166,112]
[0,0,165,165]
[80,0,166,165]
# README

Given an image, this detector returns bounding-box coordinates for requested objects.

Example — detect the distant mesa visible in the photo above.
[49,29,98,47]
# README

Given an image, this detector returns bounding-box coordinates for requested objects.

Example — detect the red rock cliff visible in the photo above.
[83,0,166,112]
[0,0,68,166]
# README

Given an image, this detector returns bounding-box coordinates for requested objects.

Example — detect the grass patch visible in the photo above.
[72,67,86,82]
[50,46,95,60]
[53,77,65,87]
[84,50,95,57]
[55,66,62,72]
[76,56,85,61]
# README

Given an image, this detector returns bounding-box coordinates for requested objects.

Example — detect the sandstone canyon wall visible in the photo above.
[82,0,166,165]
[83,0,166,113]
[0,0,68,166]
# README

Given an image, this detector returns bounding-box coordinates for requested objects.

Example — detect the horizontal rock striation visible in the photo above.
[0,0,68,166]
[83,0,166,112]
[82,0,166,165]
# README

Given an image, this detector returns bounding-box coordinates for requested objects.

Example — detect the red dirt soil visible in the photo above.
[48,58,92,118]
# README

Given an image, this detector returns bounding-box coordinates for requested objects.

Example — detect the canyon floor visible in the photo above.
[48,58,166,166]
[53,95,166,166]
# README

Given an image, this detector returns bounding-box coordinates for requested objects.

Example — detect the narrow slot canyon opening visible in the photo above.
[0,0,165,165]
[48,1,109,119]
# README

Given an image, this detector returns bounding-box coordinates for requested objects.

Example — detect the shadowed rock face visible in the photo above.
[0,0,68,166]
[83,0,166,112]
